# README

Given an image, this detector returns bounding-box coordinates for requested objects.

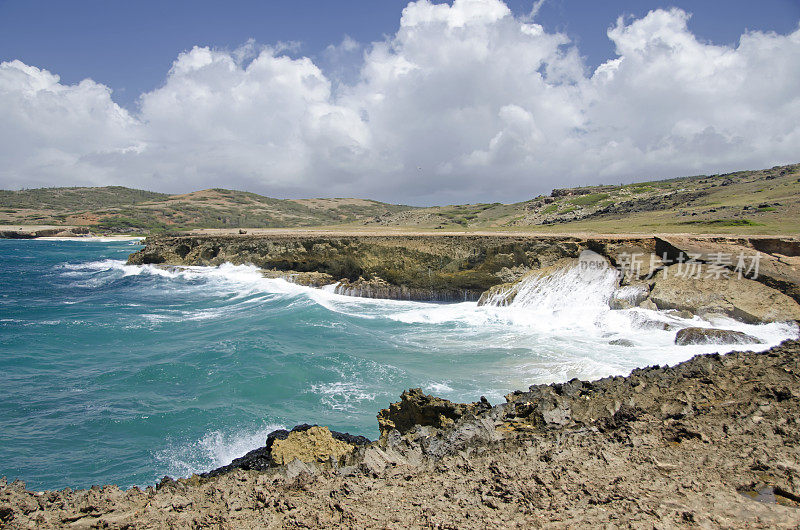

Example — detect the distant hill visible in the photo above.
[0,186,169,210]
[1,162,798,234]
[0,187,416,232]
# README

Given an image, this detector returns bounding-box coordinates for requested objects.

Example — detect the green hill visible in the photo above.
[1,162,799,235]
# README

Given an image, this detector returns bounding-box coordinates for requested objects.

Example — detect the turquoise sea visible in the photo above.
[1,239,795,491]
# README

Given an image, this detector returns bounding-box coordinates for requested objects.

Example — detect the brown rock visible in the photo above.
[649,264,800,323]
[377,388,491,437]
[270,426,355,465]
[674,327,763,346]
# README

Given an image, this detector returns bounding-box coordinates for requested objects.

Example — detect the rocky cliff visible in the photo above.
[127,233,800,319]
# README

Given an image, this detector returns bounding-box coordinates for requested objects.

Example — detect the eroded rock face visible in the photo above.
[649,264,800,323]
[377,388,491,437]
[674,327,763,346]
[128,234,594,302]
[270,426,354,465]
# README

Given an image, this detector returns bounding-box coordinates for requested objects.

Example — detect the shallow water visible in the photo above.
[0,240,795,490]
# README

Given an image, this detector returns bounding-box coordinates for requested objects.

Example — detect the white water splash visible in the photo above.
[62,259,798,378]
[154,423,283,480]
[507,262,620,323]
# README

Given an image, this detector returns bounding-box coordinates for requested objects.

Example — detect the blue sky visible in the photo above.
[2,0,798,109]
[1,0,799,203]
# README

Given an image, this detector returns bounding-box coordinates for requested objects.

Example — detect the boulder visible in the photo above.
[202,424,369,477]
[674,327,763,346]
[270,426,355,465]
[648,264,800,323]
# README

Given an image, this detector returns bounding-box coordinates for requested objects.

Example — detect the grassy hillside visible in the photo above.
[1,163,798,234]
[0,187,415,233]
[364,163,800,234]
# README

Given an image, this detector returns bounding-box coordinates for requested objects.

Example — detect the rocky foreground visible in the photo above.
[3,340,800,528]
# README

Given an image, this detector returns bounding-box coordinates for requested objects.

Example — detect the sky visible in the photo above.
[1,0,799,205]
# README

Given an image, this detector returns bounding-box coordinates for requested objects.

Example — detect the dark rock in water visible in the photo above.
[609,338,635,347]
[202,424,370,478]
[675,327,763,346]
[377,388,491,437]
[201,446,274,478]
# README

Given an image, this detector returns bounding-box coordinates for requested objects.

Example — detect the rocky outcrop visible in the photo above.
[376,388,492,437]
[648,264,800,323]
[270,426,356,466]
[334,277,478,302]
[128,234,800,325]
[674,327,763,345]
[656,236,800,304]
[128,233,594,302]
[202,424,370,478]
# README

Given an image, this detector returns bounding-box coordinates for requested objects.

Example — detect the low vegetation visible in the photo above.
[1,163,798,235]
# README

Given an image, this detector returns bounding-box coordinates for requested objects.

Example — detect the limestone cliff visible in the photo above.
[127,233,800,312]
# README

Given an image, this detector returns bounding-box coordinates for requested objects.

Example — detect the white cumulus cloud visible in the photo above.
[0,0,798,204]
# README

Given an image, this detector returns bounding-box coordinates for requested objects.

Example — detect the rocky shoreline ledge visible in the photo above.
[128,233,800,304]
[128,233,800,340]
[3,340,800,527]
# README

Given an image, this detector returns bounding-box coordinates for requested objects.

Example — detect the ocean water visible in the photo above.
[0,239,796,491]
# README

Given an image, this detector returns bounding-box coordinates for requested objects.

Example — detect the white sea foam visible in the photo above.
[63,259,799,387]
[307,382,378,412]
[154,423,283,480]
[425,382,454,394]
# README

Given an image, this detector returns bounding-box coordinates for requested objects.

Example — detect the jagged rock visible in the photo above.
[202,424,369,477]
[271,426,356,466]
[201,446,273,478]
[674,327,763,346]
[420,417,502,459]
[648,264,800,323]
[377,389,491,437]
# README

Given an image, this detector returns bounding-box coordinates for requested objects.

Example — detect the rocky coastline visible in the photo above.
[128,233,800,326]
[3,340,800,527]
[2,232,800,527]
